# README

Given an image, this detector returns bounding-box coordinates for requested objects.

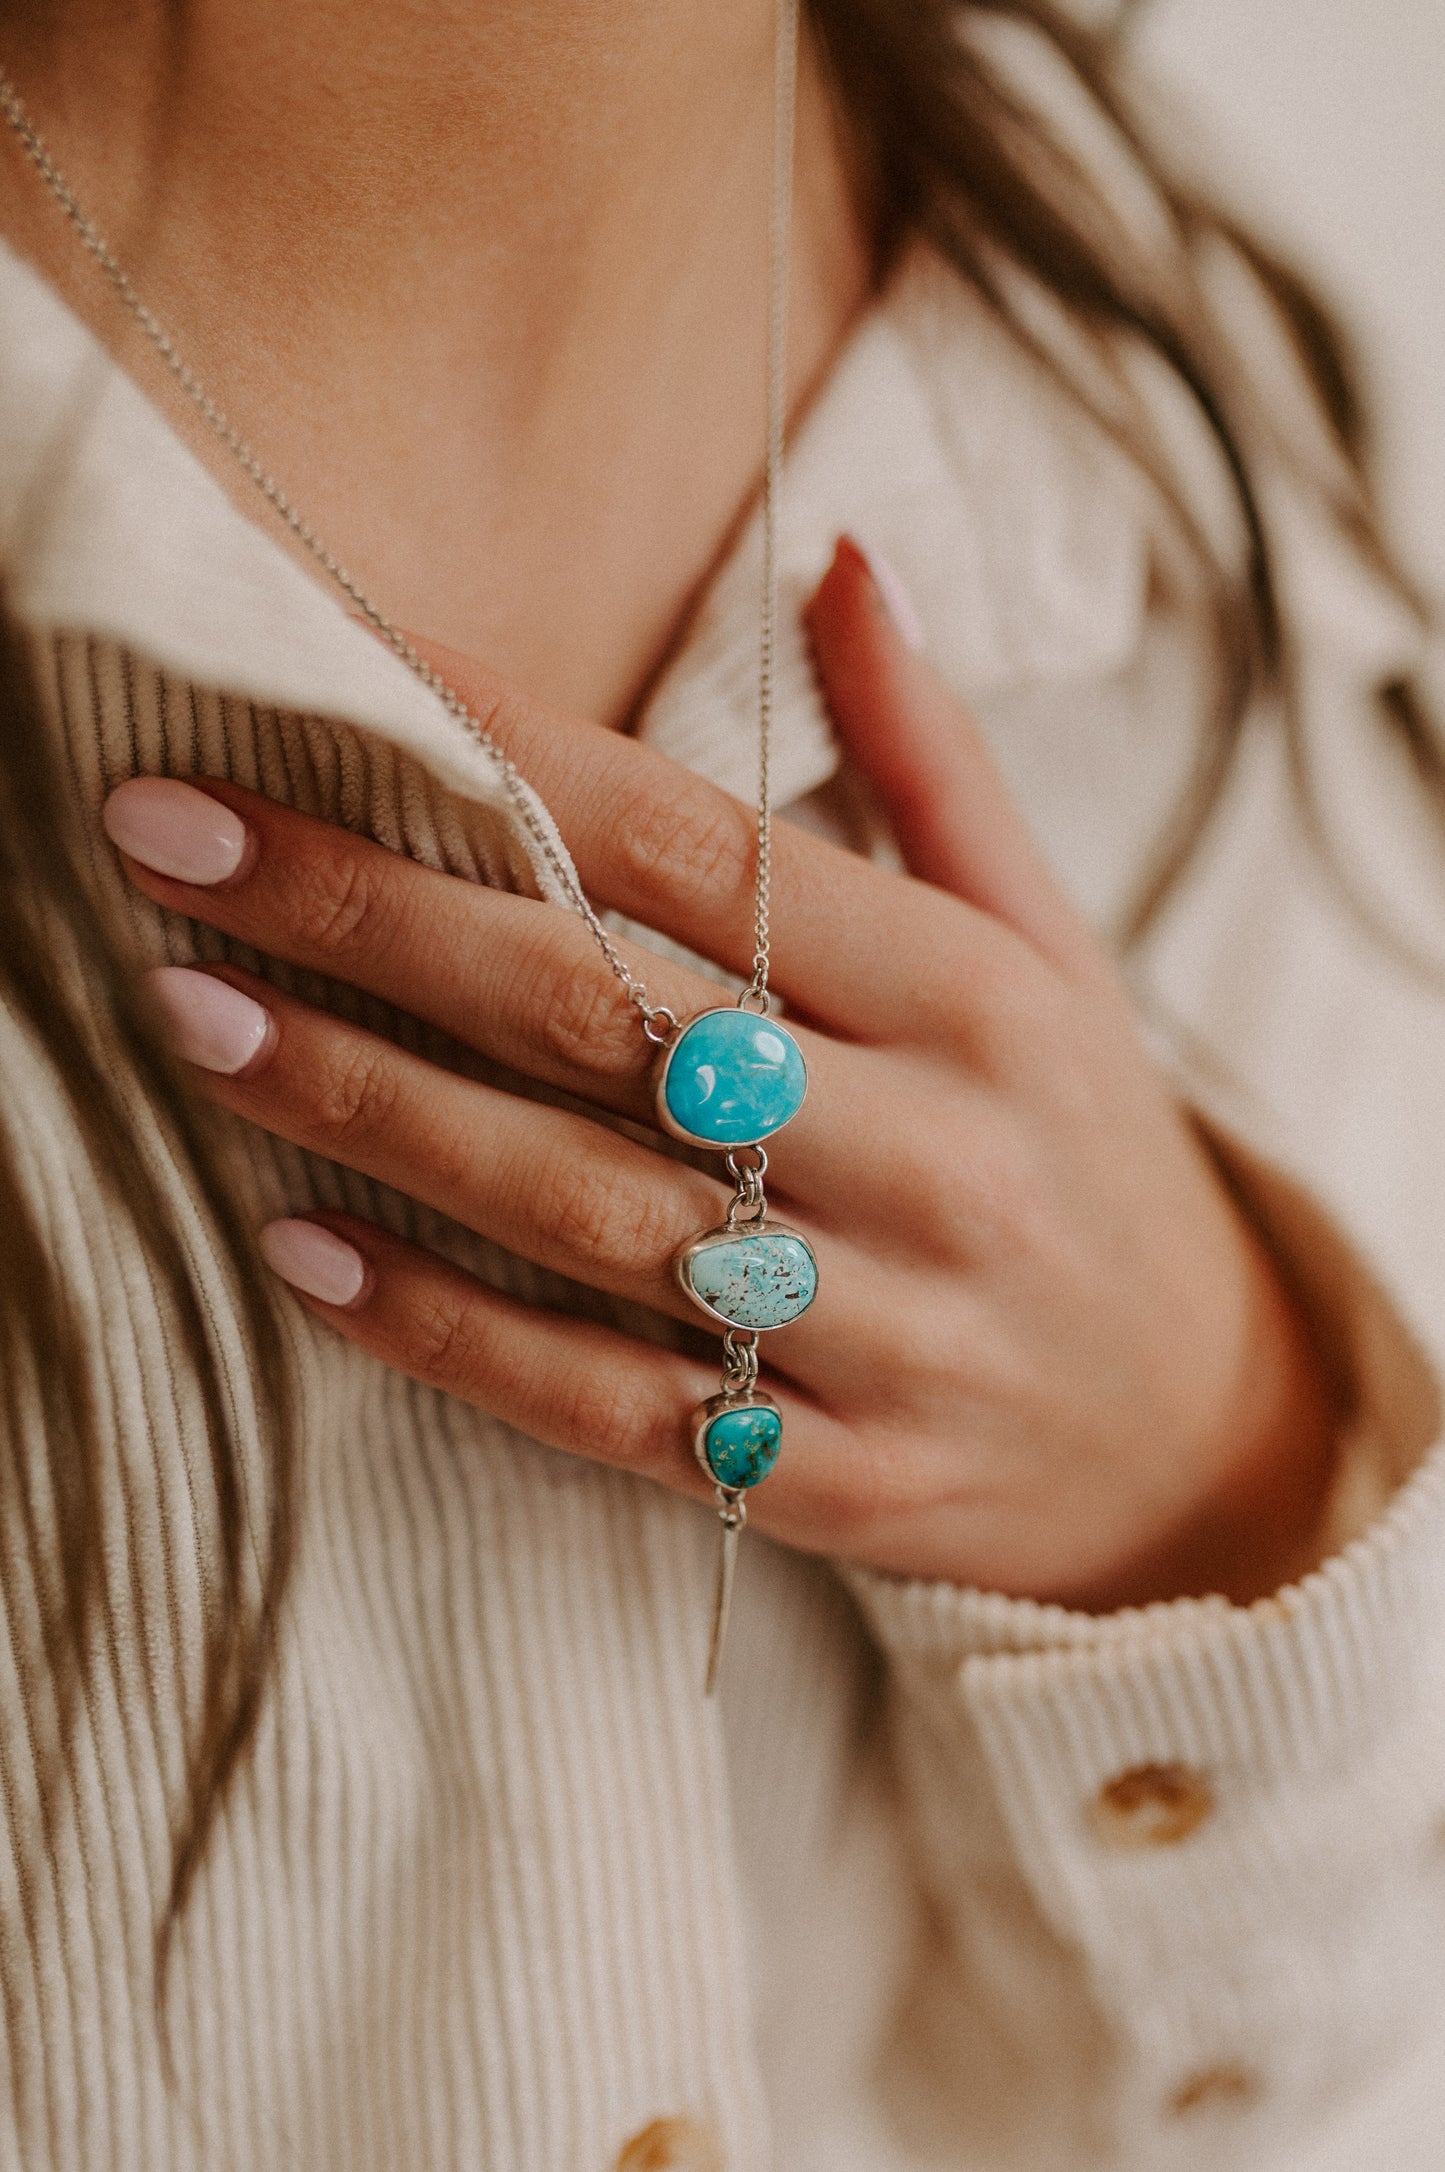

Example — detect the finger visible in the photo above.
[108,772,730,1123]
[150,960,713,1320]
[803,537,1102,980]
[256,1210,860,1548]
[389,630,1004,1041]
[150,962,880,1381]
[259,1208,728,1498]
[107,777,923,1190]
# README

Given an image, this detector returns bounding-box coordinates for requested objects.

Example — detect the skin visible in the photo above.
[9,2,1334,1604]
[109,546,1336,1609]
[0,0,873,723]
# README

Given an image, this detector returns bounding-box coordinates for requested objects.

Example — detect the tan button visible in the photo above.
[1167,2065,1261,2117]
[612,2115,723,2172]
[1090,1762,1214,1848]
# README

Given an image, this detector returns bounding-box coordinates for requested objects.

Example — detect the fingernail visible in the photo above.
[103,777,248,884]
[258,1219,368,1307]
[146,966,270,1074]
[848,536,926,652]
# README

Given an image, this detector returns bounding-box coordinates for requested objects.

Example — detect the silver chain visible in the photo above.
[0,3,798,1032]
[745,0,798,1015]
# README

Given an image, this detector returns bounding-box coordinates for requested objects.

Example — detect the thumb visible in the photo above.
[804,536,1092,974]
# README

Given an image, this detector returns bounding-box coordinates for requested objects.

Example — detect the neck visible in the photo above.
[0,2,873,723]
[16,4,819,329]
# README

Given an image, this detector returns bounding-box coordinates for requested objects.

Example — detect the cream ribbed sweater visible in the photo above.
[6,230,1445,2172]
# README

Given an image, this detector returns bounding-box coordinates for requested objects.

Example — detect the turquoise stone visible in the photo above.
[660,1009,807,1147]
[702,1403,783,1490]
[681,1230,817,1331]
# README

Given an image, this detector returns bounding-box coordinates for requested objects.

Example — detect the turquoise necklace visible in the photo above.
[0,0,811,1693]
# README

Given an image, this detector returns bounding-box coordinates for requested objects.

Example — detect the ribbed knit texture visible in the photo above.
[0,634,789,2171]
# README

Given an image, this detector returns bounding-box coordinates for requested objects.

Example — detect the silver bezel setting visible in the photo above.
[652,1006,808,1149]
[673,1218,818,1333]
[691,1389,783,1488]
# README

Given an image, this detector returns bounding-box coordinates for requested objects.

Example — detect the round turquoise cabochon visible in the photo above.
[658,1009,807,1147]
[701,1403,783,1490]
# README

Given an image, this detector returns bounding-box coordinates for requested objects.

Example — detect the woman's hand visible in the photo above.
[103,538,1335,1609]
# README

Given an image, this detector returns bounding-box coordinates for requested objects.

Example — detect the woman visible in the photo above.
[1,2,1442,2167]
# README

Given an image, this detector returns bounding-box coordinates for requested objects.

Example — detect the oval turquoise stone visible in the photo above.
[684,1231,817,1331]
[661,1010,807,1146]
[702,1404,783,1490]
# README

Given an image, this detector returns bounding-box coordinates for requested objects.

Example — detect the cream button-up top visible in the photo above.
[4,229,1445,2172]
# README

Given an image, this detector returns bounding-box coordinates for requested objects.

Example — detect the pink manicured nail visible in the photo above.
[852,537,926,652]
[146,966,270,1075]
[103,777,248,884]
[258,1219,368,1307]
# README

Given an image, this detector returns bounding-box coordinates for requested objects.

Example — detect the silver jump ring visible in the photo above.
[723,1145,768,1186]
[736,986,772,1016]
[725,1195,766,1232]
[639,1004,680,1047]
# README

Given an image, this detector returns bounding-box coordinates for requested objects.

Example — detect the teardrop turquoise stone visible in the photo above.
[683,1231,817,1330]
[702,1404,783,1490]
[662,1010,806,1147]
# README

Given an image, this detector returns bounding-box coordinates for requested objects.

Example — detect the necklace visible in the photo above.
[0,0,813,1693]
